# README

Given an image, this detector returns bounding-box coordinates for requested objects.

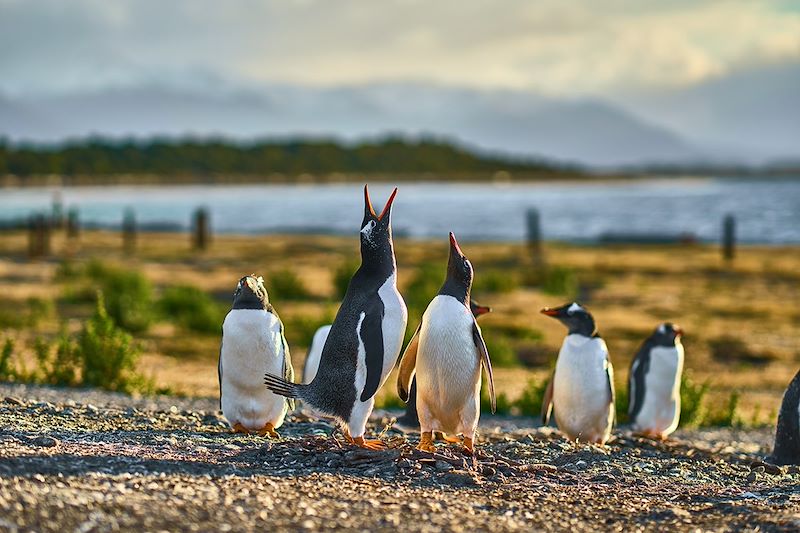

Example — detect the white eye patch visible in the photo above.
[567,302,583,314]
[658,324,666,334]
[360,219,377,241]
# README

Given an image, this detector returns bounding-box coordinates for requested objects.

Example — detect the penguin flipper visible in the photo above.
[606,357,616,427]
[397,321,421,402]
[279,321,296,411]
[359,302,386,402]
[217,341,223,410]
[541,372,554,425]
[472,321,496,414]
[628,341,651,423]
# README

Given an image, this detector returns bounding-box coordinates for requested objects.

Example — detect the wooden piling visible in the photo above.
[723,214,735,262]
[193,208,210,250]
[27,214,50,258]
[122,208,137,255]
[526,208,544,267]
[66,208,80,239]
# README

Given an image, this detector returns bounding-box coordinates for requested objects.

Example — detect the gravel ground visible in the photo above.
[1,383,799,532]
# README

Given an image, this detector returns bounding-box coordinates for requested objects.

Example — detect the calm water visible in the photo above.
[1,178,798,244]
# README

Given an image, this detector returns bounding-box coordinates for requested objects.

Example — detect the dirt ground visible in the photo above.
[1,383,799,532]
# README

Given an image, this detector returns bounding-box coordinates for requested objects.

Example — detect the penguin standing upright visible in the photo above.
[540,302,615,444]
[394,299,492,434]
[265,185,407,449]
[396,233,496,454]
[219,275,294,436]
[769,368,800,465]
[628,323,684,439]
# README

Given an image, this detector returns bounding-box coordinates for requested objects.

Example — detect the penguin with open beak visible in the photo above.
[396,233,496,455]
[394,299,492,434]
[219,275,294,436]
[628,323,685,439]
[540,302,615,444]
[769,368,800,465]
[265,185,408,450]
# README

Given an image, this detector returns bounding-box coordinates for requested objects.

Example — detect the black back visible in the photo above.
[628,323,682,423]
[771,368,800,465]
[304,186,397,421]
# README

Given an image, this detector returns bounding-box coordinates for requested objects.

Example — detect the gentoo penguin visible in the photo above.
[540,302,615,444]
[628,323,684,439]
[394,299,492,434]
[769,368,800,465]
[219,275,295,436]
[302,324,332,384]
[396,233,496,454]
[265,185,407,450]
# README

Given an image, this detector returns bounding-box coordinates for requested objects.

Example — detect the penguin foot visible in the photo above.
[417,431,436,453]
[232,422,250,434]
[439,433,462,444]
[353,436,387,451]
[258,423,279,438]
[463,437,474,455]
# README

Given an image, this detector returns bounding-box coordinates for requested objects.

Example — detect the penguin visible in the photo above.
[394,299,492,434]
[302,324,332,384]
[396,233,496,454]
[540,302,615,444]
[219,275,295,436]
[264,185,408,450]
[628,323,684,439]
[769,368,800,465]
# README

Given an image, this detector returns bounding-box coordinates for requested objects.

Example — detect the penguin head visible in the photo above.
[359,184,397,263]
[652,322,683,346]
[470,299,492,318]
[232,275,270,310]
[438,232,474,304]
[540,302,597,337]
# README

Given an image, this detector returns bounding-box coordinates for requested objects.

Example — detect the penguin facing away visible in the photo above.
[265,185,408,450]
[540,302,615,444]
[397,233,496,454]
[219,275,295,436]
[769,368,800,465]
[394,299,492,435]
[628,323,685,439]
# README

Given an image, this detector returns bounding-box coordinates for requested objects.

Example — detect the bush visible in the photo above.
[284,309,337,348]
[268,269,311,301]
[159,285,225,334]
[540,265,578,297]
[79,292,143,392]
[473,270,520,294]
[0,297,54,329]
[680,372,710,428]
[0,338,15,381]
[614,380,629,425]
[482,333,519,367]
[705,391,741,427]
[514,378,548,417]
[333,259,359,300]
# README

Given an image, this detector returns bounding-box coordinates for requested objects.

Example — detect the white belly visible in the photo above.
[633,344,683,436]
[302,325,331,384]
[553,334,614,443]
[415,295,481,436]
[220,309,288,430]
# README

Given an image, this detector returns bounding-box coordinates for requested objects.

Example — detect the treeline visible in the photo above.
[0,136,566,178]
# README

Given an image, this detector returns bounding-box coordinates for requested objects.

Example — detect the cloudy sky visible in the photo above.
[2,0,799,97]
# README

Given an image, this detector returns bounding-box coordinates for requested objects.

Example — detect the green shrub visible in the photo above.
[159,285,225,334]
[680,372,709,428]
[705,391,741,427]
[26,297,54,327]
[514,378,548,418]
[333,259,359,300]
[481,383,513,415]
[540,265,578,297]
[473,269,520,294]
[482,333,519,367]
[0,297,54,329]
[377,394,406,410]
[284,309,337,348]
[0,338,14,381]
[614,380,629,425]
[78,292,142,392]
[268,269,311,301]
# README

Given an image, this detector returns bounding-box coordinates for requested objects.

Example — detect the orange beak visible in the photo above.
[674,325,683,336]
[364,184,377,218]
[449,232,463,255]
[540,307,560,317]
[474,305,491,316]
[378,187,397,221]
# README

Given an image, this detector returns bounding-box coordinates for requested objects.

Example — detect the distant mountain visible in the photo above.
[0,81,747,167]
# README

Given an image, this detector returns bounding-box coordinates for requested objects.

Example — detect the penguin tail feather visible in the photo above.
[264,373,305,399]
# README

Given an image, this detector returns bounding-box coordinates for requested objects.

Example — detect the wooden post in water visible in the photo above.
[66,208,80,239]
[51,192,64,229]
[122,208,137,255]
[526,208,545,267]
[722,214,735,262]
[27,214,49,258]
[193,208,210,250]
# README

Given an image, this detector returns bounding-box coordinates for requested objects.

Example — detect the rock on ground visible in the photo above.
[0,383,798,532]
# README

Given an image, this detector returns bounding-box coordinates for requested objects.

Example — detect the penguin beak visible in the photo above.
[364,184,377,218]
[673,325,683,337]
[449,232,464,256]
[540,307,561,317]
[377,187,397,221]
[474,305,491,316]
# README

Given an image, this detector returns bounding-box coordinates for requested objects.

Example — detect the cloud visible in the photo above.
[0,0,798,96]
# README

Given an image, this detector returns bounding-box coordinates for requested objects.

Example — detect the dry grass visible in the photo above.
[0,229,798,424]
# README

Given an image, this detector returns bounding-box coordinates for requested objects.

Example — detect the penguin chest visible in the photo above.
[635,345,683,434]
[374,272,409,381]
[553,335,613,440]
[416,296,480,432]
[220,310,287,429]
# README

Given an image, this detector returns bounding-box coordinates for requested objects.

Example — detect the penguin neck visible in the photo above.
[568,322,597,337]
[357,241,396,283]
[438,277,471,307]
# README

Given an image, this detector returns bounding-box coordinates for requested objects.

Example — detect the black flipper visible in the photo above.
[217,341,223,410]
[628,341,652,424]
[278,320,296,411]
[473,321,496,414]
[359,300,386,402]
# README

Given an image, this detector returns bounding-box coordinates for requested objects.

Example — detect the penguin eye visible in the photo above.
[369,220,376,228]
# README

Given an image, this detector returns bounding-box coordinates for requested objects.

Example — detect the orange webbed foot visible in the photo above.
[417,431,436,453]
[232,422,250,434]
[257,422,279,438]
[353,436,387,451]
[463,437,474,455]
